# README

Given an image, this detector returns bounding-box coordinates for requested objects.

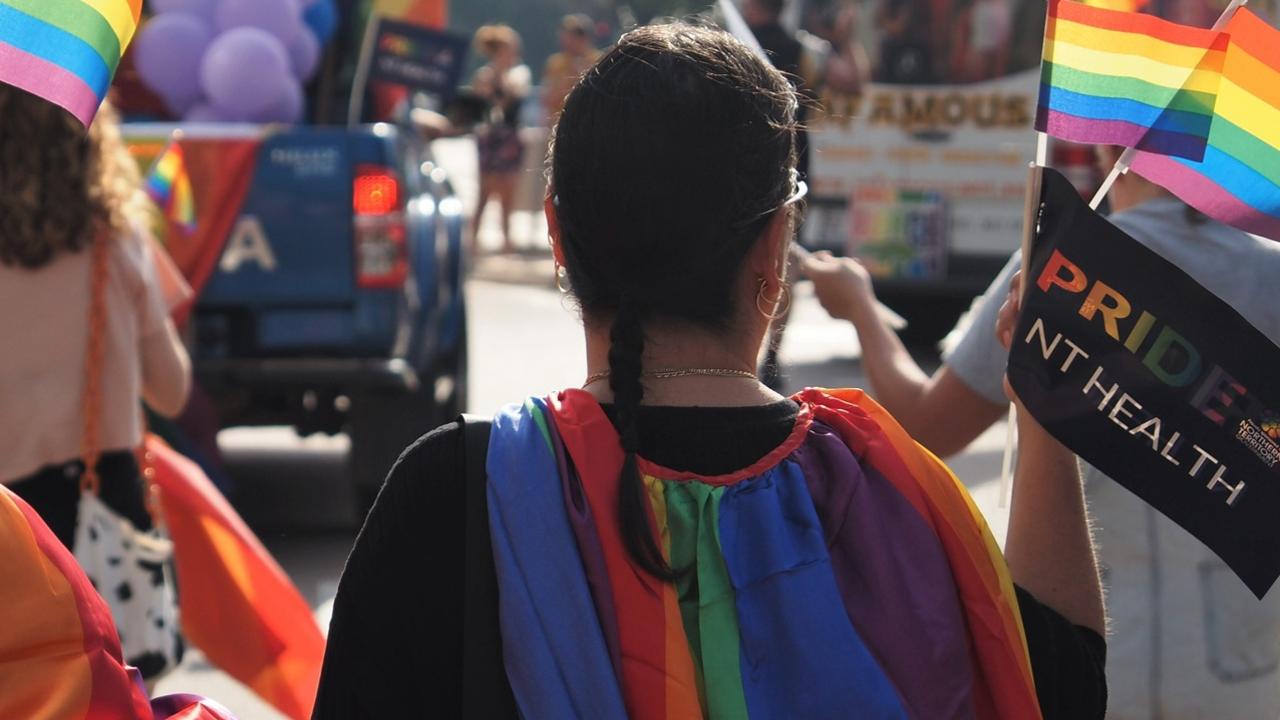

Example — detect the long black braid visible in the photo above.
[550,22,797,578]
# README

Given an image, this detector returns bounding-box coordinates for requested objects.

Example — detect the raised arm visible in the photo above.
[800,251,1006,456]
[997,273,1105,636]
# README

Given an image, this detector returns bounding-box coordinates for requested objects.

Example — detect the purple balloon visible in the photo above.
[288,29,321,80]
[215,0,302,46]
[200,28,292,120]
[133,13,213,107]
[184,102,228,122]
[251,80,304,123]
[150,0,218,21]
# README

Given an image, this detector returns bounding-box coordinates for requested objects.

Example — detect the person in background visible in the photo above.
[801,145,1280,719]
[741,0,868,387]
[0,87,192,683]
[875,0,936,82]
[542,14,601,124]
[469,24,531,257]
[314,23,1105,719]
[0,86,191,549]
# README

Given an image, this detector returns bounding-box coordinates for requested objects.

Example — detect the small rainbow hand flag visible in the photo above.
[0,0,141,126]
[1131,8,1280,242]
[1037,0,1228,161]
[146,139,198,234]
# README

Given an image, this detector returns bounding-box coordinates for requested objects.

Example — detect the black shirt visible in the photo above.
[314,401,1106,718]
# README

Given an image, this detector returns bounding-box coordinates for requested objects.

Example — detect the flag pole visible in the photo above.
[1089,0,1250,210]
[1000,157,1045,508]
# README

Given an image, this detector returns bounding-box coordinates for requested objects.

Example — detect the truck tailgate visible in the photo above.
[200,128,355,307]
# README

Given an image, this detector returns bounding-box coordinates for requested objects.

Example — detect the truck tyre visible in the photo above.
[349,385,440,511]
[349,316,468,512]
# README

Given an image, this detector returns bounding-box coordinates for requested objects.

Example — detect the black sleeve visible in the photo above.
[1016,584,1108,720]
[312,422,468,719]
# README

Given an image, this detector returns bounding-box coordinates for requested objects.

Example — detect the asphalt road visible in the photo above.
[155,136,1012,718]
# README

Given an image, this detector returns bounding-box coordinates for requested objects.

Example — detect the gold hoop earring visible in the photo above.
[555,263,571,294]
[756,281,790,320]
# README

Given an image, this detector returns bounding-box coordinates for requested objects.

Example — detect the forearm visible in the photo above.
[1004,411,1104,635]
[845,297,932,433]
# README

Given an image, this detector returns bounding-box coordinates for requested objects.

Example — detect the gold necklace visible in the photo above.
[582,367,758,387]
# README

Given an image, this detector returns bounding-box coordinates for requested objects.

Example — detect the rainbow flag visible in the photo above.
[146,436,325,720]
[1037,0,1228,160]
[1131,8,1280,242]
[146,139,198,234]
[487,389,1042,719]
[0,0,141,126]
[0,485,237,719]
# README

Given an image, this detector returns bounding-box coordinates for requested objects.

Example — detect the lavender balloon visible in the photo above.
[288,29,321,81]
[184,103,227,123]
[252,80,305,123]
[215,0,303,46]
[200,28,292,120]
[133,13,213,110]
[150,0,218,21]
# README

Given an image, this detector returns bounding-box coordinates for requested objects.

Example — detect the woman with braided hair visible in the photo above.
[316,21,1106,719]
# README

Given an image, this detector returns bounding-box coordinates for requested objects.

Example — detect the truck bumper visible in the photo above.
[197,357,421,393]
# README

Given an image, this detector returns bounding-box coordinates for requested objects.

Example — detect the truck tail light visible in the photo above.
[353,164,408,289]
[1052,141,1102,200]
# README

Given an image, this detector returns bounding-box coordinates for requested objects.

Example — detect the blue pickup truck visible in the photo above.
[124,122,467,505]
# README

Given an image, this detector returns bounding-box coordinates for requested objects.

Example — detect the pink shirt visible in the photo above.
[0,229,171,482]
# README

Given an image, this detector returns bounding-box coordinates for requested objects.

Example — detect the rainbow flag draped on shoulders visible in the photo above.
[1036,0,1228,160]
[0,0,140,125]
[1130,7,1280,241]
[486,388,1040,719]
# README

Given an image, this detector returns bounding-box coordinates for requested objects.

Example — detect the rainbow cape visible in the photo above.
[1130,8,1280,241]
[1036,0,1227,160]
[486,389,1040,719]
[0,485,236,720]
[0,0,141,125]
[146,139,198,234]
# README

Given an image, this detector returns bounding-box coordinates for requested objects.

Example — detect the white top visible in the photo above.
[0,228,171,482]
[945,198,1280,717]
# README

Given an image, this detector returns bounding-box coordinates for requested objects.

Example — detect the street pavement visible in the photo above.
[156,136,1013,718]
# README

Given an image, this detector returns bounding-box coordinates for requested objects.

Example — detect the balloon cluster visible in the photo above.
[134,0,339,123]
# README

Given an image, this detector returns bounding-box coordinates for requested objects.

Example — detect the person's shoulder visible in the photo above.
[384,420,466,484]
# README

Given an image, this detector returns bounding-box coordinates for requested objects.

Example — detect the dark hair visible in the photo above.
[550,22,797,577]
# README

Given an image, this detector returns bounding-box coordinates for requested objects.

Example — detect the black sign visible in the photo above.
[368,19,468,103]
[1008,168,1280,598]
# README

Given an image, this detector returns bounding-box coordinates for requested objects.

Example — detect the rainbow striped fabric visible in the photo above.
[0,485,237,720]
[1037,0,1228,160]
[0,0,141,125]
[1131,8,1280,241]
[487,389,1041,719]
[146,139,198,233]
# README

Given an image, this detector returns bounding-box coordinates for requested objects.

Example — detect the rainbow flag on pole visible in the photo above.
[146,139,198,234]
[1037,0,1228,160]
[1131,8,1280,241]
[0,0,141,126]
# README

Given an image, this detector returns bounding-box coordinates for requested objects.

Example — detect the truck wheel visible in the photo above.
[349,386,439,512]
[349,317,468,512]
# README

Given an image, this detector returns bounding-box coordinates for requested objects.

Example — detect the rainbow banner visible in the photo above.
[146,139,197,234]
[1131,8,1280,242]
[0,0,141,125]
[1037,0,1228,160]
